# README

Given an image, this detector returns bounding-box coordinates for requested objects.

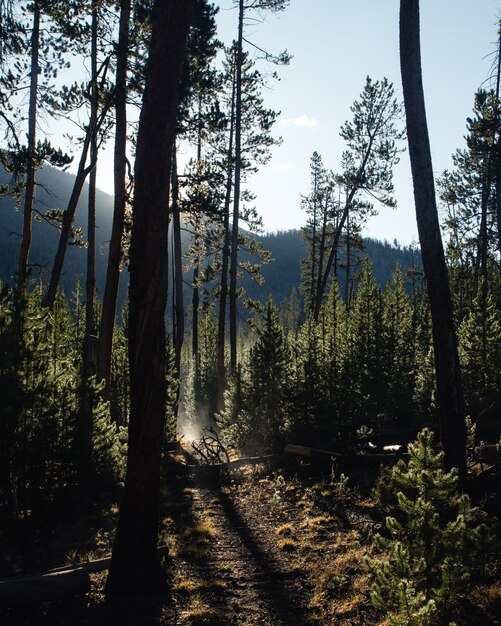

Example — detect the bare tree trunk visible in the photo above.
[105,0,194,599]
[400,0,467,480]
[496,152,501,266]
[310,169,318,312]
[79,5,99,484]
[85,5,99,362]
[44,129,95,309]
[494,22,501,269]
[17,0,40,290]
[344,211,351,305]
[314,195,328,312]
[97,0,131,397]
[192,95,203,363]
[171,145,184,385]
[216,59,236,411]
[229,0,244,373]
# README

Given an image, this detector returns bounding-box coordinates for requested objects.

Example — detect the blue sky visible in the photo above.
[207,0,500,245]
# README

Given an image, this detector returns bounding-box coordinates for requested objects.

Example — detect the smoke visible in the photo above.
[176,402,217,443]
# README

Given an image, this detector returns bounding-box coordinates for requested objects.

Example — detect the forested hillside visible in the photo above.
[0,166,417,312]
[0,166,127,301]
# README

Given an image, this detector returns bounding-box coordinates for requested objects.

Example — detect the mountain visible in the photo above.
[0,165,419,313]
[244,230,419,305]
[0,164,130,304]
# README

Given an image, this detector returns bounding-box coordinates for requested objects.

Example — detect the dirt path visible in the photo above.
[161,458,311,626]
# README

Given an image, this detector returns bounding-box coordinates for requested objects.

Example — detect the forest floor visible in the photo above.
[1,447,501,625]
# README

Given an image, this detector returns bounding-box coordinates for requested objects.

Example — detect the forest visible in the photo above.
[0,0,500,625]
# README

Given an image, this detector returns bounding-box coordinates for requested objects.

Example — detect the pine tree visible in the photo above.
[313,77,404,320]
[368,428,492,625]
[246,298,290,450]
[382,267,415,422]
[349,258,385,425]
[459,282,501,419]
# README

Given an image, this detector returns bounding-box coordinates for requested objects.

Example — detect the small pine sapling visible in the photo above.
[367,428,492,625]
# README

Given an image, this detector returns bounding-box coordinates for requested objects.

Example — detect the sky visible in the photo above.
[95,0,501,246]
[206,0,501,245]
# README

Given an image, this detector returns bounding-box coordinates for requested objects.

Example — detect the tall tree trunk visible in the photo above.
[17,0,40,290]
[171,145,184,388]
[229,0,244,373]
[314,195,328,312]
[496,149,501,265]
[192,94,203,363]
[399,0,467,480]
[495,21,501,268]
[80,5,99,484]
[85,5,99,362]
[97,0,131,398]
[44,127,96,309]
[310,169,318,313]
[105,0,194,599]
[344,211,351,305]
[216,60,236,411]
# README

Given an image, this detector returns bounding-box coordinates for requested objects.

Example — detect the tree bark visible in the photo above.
[105,0,194,599]
[399,0,467,480]
[192,95,203,363]
[80,5,99,484]
[85,5,99,362]
[216,58,236,411]
[17,0,40,290]
[97,0,131,397]
[171,145,184,387]
[229,0,244,373]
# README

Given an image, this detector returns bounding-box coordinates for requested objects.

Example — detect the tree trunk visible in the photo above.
[229,0,244,373]
[171,145,184,387]
[97,0,131,397]
[44,128,95,309]
[85,5,99,362]
[192,95,203,363]
[399,0,467,480]
[105,0,194,599]
[17,0,40,290]
[496,150,501,266]
[80,5,99,484]
[216,56,236,411]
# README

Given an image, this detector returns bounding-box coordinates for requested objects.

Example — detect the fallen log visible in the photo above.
[164,453,281,475]
[0,546,169,605]
[284,443,404,467]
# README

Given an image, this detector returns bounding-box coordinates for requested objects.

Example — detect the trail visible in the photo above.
[161,453,310,626]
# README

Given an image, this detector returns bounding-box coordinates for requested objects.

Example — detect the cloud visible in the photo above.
[279,114,320,128]
[271,162,295,171]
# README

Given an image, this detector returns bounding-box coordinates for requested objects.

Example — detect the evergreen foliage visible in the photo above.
[218,299,290,452]
[459,282,501,419]
[0,282,125,517]
[368,428,492,625]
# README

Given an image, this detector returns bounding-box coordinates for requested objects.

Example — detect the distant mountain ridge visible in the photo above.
[0,164,116,296]
[0,165,419,311]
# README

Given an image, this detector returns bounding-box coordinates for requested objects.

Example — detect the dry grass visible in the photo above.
[309,535,372,621]
[169,518,217,558]
[307,515,332,526]
[180,592,226,625]
[278,537,297,552]
[275,523,294,536]
[172,575,227,597]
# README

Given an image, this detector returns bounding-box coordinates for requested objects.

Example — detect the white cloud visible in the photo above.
[271,162,295,171]
[279,114,320,128]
